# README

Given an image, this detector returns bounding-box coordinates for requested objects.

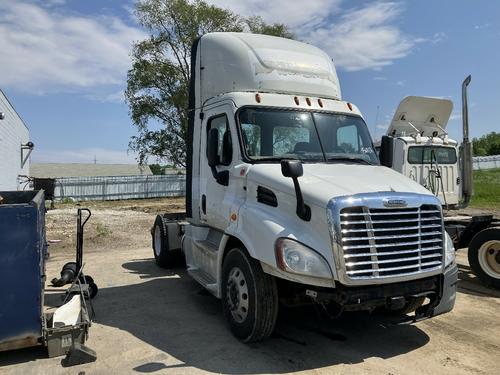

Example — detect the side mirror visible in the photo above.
[281,160,303,178]
[207,128,220,167]
[379,136,394,168]
[280,160,310,221]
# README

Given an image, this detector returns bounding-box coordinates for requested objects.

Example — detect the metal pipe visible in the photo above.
[460,75,473,208]
[462,75,471,141]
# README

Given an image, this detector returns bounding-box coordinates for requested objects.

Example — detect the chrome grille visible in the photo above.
[339,204,444,280]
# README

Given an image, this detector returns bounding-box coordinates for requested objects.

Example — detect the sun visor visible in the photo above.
[387,96,453,137]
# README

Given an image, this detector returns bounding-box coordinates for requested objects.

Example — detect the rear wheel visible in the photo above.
[468,228,500,289]
[152,215,181,268]
[221,248,278,342]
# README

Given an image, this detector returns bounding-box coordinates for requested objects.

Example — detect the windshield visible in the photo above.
[408,146,457,164]
[239,108,379,164]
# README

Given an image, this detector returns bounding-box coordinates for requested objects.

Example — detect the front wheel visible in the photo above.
[468,227,500,289]
[221,248,278,342]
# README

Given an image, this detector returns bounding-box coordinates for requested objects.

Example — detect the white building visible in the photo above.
[0,89,30,191]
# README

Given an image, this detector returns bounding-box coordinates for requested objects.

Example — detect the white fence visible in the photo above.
[473,155,500,170]
[48,156,498,201]
[54,174,186,201]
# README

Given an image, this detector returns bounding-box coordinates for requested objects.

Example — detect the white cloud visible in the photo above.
[431,31,447,44]
[0,0,423,96]
[209,1,417,72]
[33,147,138,164]
[373,76,387,80]
[208,0,342,30]
[0,2,145,93]
[474,23,490,30]
[308,2,414,71]
[85,90,125,104]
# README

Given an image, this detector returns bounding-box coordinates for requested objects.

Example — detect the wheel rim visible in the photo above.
[226,267,249,323]
[478,240,500,279]
[154,225,162,257]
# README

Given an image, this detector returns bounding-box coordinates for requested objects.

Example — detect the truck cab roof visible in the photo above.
[196,33,341,108]
[204,92,362,117]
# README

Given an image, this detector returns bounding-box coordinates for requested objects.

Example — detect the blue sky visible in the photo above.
[0,0,498,164]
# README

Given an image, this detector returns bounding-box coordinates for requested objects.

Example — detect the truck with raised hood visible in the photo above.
[378,77,500,289]
[151,32,458,342]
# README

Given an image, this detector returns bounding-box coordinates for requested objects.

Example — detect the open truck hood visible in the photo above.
[247,163,432,208]
[387,96,453,137]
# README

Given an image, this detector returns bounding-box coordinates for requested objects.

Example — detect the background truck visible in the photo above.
[378,76,500,289]
[151,32,458,342]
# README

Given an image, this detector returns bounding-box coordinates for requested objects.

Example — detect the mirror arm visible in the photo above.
[291,177,311,221]
[211,167,229,186]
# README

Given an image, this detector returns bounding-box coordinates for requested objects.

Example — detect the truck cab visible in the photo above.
[152,33,458,342]
[379,96,460,208]
[378,79,500,289]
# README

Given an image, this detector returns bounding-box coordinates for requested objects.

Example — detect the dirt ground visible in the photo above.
[0,198,499,375]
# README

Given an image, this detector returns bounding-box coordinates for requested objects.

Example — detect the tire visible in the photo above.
[88,282,98,299]
[221,248,278,342]
[79,275,98,299]
[152,215,181,269]
[468,227,500,289]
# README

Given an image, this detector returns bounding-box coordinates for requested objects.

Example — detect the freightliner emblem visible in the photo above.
[383,198,408,208]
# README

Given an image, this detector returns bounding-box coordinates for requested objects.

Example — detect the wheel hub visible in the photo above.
[478,240,500,278]
[226,267,249,323]
[154,225,162,257]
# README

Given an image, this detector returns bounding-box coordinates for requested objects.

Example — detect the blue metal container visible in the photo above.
[0,190,47,351]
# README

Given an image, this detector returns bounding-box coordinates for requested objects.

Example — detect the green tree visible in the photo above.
[472,132,500,156]
[126,0,293,167]
[148,163,165,175]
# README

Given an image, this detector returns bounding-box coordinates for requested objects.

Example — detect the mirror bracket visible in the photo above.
[281,160,311,221]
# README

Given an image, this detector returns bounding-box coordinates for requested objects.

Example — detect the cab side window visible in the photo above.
[207,115,232,166]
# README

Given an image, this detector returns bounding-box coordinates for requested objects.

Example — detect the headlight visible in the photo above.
[445,232,456,267]
[275,238,332,279]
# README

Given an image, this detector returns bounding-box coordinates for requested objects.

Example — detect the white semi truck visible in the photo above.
[152,33,457,342]
[378,77,500,289]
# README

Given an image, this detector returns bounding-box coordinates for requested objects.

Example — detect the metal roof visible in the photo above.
[30,163,152,178]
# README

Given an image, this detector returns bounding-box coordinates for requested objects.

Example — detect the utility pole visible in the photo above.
[374,105,380,140]
[94,155,97,164]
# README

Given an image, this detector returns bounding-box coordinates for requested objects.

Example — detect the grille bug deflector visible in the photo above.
[327,192,444,286]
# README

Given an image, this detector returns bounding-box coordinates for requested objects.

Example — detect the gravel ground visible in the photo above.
[0,198,499,375]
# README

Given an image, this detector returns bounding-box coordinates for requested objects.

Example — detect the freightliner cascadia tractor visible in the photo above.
[152,33,458,342]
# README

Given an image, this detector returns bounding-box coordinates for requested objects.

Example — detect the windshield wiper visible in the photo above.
[326,156,374,165]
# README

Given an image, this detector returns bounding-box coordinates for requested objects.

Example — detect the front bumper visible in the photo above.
[431,263,458,317]
[281,264,458,320]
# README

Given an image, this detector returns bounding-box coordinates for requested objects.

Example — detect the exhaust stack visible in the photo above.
[460,75,473,208]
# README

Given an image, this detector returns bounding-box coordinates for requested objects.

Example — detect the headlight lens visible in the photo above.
[444,232,456,267]
[275,238,332,278]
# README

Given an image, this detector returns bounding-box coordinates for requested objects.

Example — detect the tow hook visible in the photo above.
[388,296,406,310]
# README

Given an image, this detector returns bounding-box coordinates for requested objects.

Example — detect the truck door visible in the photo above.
[199,105,236,230]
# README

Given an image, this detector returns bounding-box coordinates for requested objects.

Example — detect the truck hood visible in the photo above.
[387,96,453,137]
[247,163,432,207]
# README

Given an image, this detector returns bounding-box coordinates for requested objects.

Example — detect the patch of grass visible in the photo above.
[96,223,112,237]
[470,169,500,209]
